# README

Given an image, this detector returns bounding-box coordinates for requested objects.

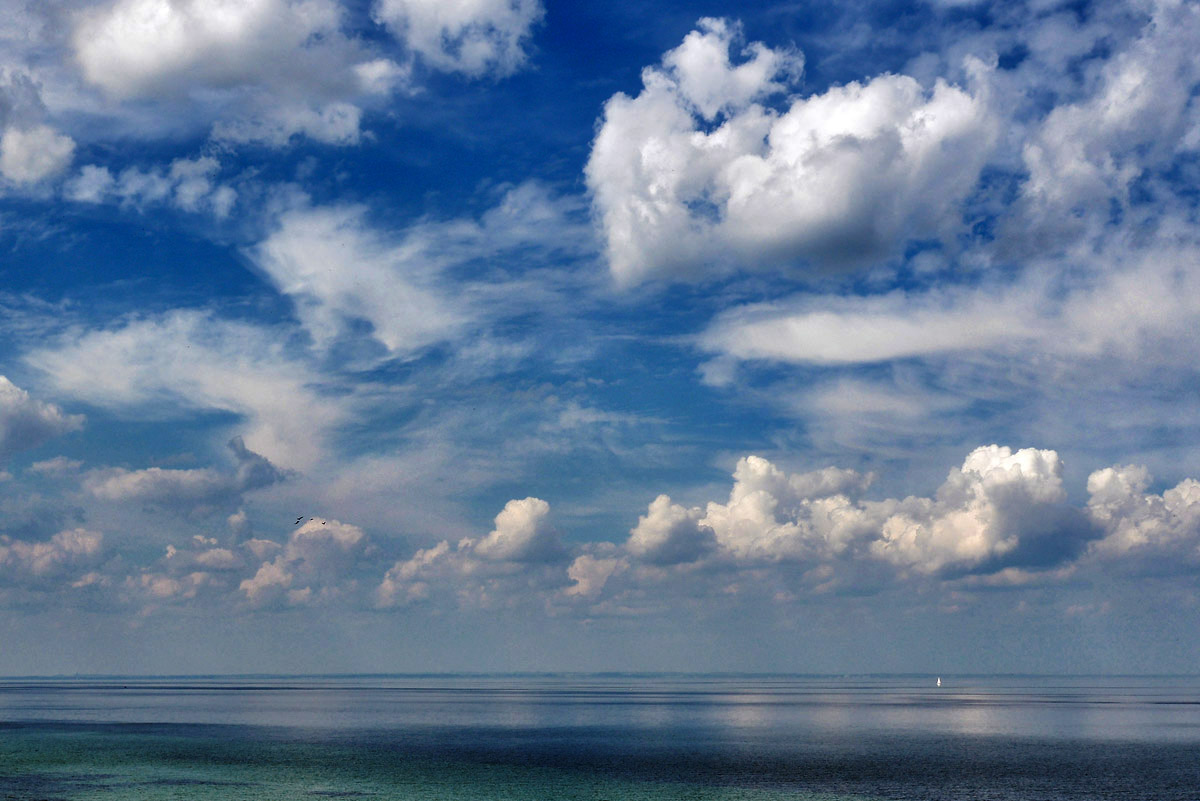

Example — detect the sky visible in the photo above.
[1,0,1199,675]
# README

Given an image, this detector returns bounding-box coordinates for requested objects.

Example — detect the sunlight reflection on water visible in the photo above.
[1,674,1198,740]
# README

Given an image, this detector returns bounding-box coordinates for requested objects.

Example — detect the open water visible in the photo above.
[0,675,1198,800]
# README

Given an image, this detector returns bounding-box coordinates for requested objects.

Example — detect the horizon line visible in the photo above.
[2,671,1199,680]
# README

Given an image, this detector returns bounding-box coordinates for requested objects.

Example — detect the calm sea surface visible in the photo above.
[0,675,1197,800]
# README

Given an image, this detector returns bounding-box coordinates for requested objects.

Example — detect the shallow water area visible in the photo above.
[0,675,1197,800]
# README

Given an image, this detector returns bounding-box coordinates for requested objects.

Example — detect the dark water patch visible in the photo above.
[0,770,122,798]
[142,776,253,787]
[3,719,1199,800]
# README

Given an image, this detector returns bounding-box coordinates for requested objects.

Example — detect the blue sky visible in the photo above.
[1,0,1200,675]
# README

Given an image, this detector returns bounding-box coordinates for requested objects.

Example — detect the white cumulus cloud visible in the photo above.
[68,0,405,145]
[586,17,995,284]
[240,518,367,606]
[0,72,76,186]
[74,0,338,98]
[626,494,714,565]
[0,124,75,184]
[373,0,544,76]
[698,457,880,564]
[474,496,564,563]
[84,436,286,511]
[0,528,103,582]
[0,376,84,462]
[65,156,238,217]
[1087,465,1200,560]
[375,496,567,608]
[564,554,626,598]
[631,446,1090,576]
[869,446,1079,574]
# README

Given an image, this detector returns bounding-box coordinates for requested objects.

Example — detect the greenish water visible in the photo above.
[0,726,864,801]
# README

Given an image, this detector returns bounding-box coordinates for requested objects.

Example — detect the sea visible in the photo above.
[0,674,1198,800]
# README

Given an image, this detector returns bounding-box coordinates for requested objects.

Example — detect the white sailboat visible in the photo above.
[936,676,941,687]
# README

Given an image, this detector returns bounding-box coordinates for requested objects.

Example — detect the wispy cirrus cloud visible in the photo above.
[248,180,595,359]
[25,311,342,470]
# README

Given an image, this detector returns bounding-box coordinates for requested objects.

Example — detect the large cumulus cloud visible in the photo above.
[870,446,1095,574]
[586,17,995,284]
[623,446,1094,577]
[1086,465,1200,565]
[73,0,357,98]
[67,0,406,145]
[0,0,544,153]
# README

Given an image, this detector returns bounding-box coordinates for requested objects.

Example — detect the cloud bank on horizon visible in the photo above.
[0,0,1199,674]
